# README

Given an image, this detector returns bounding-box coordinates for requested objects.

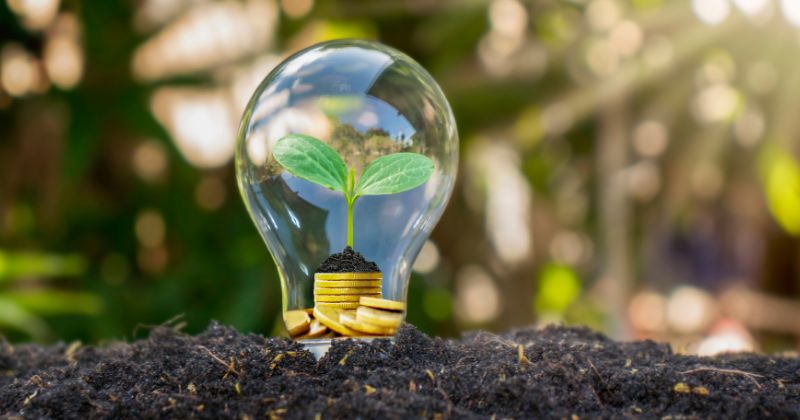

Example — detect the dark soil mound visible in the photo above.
[1,324,798,419]
[315,246,379,273]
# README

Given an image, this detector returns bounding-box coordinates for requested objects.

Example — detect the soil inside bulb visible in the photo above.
[315,246,380,273]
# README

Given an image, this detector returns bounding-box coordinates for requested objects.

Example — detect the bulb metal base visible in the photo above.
[299,336,395,359]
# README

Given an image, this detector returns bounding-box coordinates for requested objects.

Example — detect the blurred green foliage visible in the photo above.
[535,263,581,315]
[1,0,799,349]
[760,147,800,235]
[0,251,99,340]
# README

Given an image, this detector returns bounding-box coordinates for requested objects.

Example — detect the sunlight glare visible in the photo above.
[781,0,800,26]
[732,0,768,16]
[692,0,730,26]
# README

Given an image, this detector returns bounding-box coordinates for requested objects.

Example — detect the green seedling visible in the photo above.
[273,134,434,248]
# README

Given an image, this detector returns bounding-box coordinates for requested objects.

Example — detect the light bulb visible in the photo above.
[235,40,458,343]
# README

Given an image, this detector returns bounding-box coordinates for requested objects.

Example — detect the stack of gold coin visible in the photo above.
[313,272,383,310]
[285,274,407,339]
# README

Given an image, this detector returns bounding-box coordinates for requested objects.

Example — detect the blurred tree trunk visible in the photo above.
[760,223,800,297]
[595,94,632,339]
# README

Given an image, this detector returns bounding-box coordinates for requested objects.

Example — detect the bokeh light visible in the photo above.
[195,176,227,211]
[666,286,717,334]
[780,0,800,27]
[692,0,730,26]
[413,240,441,274]
[132,139,169,183]
[628,290,667,333]
[1,44,39,97]
[6,0,59,30]
[43,13,83,89]
[455,265,501,325]
[150,88,238,168]
[1,0,800,354]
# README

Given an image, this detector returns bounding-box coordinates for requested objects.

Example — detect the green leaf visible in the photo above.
[273,134,348,192]
[5,291,103,316]
[357,153,435,196]
[0,297,51,340]
[0,251,86,281]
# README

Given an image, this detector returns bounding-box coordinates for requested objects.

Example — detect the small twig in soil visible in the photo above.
[197,345,241,377]
[434,381,453,416]
[64,341,81,364]
[425,369,436,382]
[339,350,353,366]
[23,389,38,406]
[585,357,601,379]
[680,366,764,389]
[518,345,530,366]
[133,313,187,337]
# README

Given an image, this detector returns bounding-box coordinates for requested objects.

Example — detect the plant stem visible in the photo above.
[347,197,354,248]
[346,167,356,248]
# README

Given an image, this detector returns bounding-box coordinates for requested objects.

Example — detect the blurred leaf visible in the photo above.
[5,291,103,316]
[760,148,800,235]
[309,20,376,42]
[0,297,51,340]
[534,263,581,315]
[423,288,453,322]
[0,252,86,281]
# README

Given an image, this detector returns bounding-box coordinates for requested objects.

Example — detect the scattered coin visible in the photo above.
[359,297,405,312]
[315,294,381,303]
[340,312,396,336]
[284,309,311,337]
[314,287,382,295]
[313,306,358,336]
[315,272,382,280]
[298,319,328,339]
[315,279,382,288]
[356,306,403,328]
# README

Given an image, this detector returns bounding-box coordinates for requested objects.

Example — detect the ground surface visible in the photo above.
[1,323,798,419]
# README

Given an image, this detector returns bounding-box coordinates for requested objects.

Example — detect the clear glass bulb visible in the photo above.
[235,40,458,341]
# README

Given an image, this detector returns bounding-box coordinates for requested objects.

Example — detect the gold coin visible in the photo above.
[315,302,361,309]
[356,306,403,328]
[315,279,382,288]
[359,297,406,312]
[315,272,382,280]
[284,309,310,337]
[297,319,328,339]
[314,287,382,295]
[340,312,396,336]
[313,306,358,336]
[315,294,380,303]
